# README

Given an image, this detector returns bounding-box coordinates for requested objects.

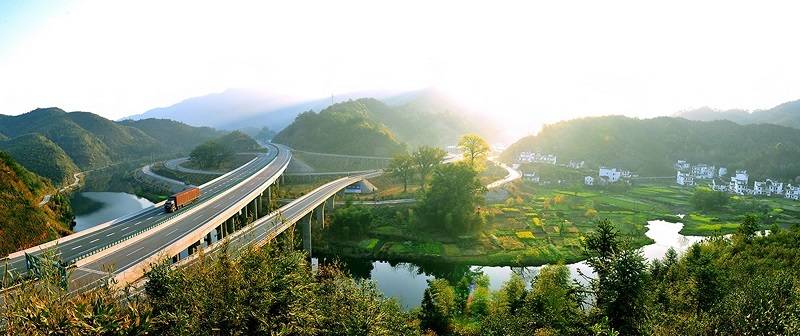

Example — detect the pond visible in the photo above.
[322,220,706,309]
[71,192,154,232]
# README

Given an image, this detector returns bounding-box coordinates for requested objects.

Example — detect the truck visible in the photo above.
[164,187,201,213]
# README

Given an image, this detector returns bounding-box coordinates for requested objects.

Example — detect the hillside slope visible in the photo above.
[274,99,406,156]
[0,151,72,256]
[0,134,79,185]
[119,118,224,152]
[502,116,800,180]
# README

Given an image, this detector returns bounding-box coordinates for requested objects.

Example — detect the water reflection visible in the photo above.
[328,220,707,309]
[72,192,154,231]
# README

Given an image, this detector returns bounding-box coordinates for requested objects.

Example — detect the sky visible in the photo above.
[1,0,799,139]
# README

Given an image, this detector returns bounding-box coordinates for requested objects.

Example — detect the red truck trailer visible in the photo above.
[164,187,201,213]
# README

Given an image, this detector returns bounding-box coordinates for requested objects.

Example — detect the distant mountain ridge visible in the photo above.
[502,115,800,181]
[123,88,411,131]
[676,99,800,129]
[0,108,225,185]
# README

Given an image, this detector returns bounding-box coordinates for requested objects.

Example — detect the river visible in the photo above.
[71,192,154,232]
[326,220,706,309]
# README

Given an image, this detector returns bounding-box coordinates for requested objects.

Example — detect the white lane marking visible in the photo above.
[121,226,130,231]
[106,232,114,237]
[89,239,99,244]
[126,246,145,257]
[71,245,82,250]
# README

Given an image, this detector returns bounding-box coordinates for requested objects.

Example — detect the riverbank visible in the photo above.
[315,179,800,266]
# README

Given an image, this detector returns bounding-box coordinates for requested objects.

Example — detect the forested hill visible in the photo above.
[0,151,72,256]
[0,109,224,186]
[273,99,407,156]
[677,99,800,129]
[501,116,800,180]
[118,118,224,152]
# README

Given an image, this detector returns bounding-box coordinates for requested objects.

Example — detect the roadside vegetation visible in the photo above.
[7,218,799,335]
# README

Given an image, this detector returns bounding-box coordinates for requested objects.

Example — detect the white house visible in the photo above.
[523,172,540,183]
[568,160,585,169]
[710,180,727,192]
[753,181,767,196]
[767,179,784,196]
[518,152,557,165]
[718,167,728,177]
[584,176,594,186]
[691,164,715,179]
[786,185,800,200]
[735,170,749,185]
[677,171,694,186]
[675,160,690,171]
[598,167,622,183]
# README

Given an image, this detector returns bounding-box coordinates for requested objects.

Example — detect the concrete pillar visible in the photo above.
[302,212,312,255]
[253,196,259,219]
[316,203,325,229]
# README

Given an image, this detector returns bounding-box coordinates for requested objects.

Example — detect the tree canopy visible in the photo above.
[458,134,490,171]
[417,163,485,234]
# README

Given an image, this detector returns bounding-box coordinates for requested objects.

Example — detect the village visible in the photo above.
[515,151,800,201]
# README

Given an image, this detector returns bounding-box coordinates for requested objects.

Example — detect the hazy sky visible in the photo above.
[1,0,799,138]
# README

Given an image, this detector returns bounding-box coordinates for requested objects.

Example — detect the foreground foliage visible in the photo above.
[3,241,418,335]
[419,218,800,335]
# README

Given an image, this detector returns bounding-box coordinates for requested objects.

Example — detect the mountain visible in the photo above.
[0,151,71,256]
[214,130,263,152]
[273,99,406,156]
[501,116,800,180]
[378,89,497,146]
[122,88,469,133]
[125,88,307,130]
[0,134,79,185]
[676,99,800,129]
[119,118,224,152]
[0,108,225,185]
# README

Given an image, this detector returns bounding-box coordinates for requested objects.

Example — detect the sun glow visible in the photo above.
[1,0,799,140]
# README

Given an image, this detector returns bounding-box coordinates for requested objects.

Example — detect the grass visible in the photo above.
[316,176,800,267]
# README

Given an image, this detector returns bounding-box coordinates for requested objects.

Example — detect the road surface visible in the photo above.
[4,145,285,286]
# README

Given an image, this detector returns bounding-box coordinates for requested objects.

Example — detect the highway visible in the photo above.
[68,145,290,292]
[187,172,381,261]
[4,144,286,286]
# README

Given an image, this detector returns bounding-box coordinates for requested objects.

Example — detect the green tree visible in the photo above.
[583,219,648,335]
[329,203,374,238]
[418,163,486,234]
[420,278,456,335]
[737,214,759,241]
[458,134,490,171]
[690,187,730,211]
[388,152,415,192]
[412,146,446,190]
[189,140,233,168]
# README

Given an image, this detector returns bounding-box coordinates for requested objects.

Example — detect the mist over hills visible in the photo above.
[124,88,413,131]
[676,99,800,129]
[273,94,496,156]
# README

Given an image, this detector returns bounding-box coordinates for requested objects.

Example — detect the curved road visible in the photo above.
[4,145,287,289]
[70,145,291,292]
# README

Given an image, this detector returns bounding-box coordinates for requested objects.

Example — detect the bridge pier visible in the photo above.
[316,203,325,229]
[302,212,312,256]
